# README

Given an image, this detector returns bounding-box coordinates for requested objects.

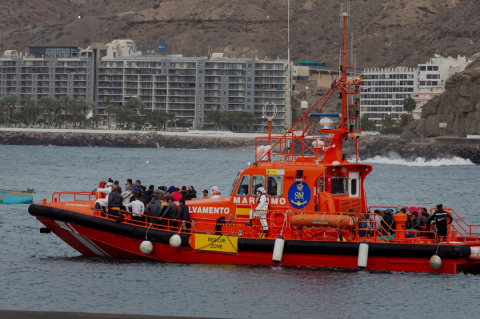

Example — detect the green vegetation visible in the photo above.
[403,96,416,124]
[360,114,376,131]
[0,95,258,132]
[205,110,257,132]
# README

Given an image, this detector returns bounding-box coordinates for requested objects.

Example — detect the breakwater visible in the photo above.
[1,130,480,163]
[0,130,253,149]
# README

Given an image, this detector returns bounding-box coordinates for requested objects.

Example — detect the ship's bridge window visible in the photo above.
[252,175,265,196]
[331,177,348,195]
[267,176,282,197]
[236,175,250,196]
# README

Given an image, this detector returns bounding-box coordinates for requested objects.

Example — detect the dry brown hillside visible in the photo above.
[1,0,480,68]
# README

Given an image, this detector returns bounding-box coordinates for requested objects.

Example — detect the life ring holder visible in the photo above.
[271,211,287,231]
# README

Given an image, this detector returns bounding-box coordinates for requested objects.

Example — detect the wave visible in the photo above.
[360,154,474,166]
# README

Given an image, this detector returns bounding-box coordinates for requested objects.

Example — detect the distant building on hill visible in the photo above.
[360,55,471,128]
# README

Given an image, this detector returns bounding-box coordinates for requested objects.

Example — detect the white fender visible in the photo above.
[170,234,182,248]
[429,254,442,269]
[272,235,285,264]
[357,240,369,269]
[140,238,153,254]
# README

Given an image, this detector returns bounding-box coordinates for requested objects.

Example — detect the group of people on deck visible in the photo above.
[93,178,223,228]
[355,204,453,241]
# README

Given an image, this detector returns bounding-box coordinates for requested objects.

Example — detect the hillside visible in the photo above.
[2,0,480,68]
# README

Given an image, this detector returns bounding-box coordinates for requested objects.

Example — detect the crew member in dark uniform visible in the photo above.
[426,204,453,242]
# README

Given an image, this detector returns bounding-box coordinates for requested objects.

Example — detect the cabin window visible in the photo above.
[350,179,357,196]
[331,177,348,195]
[267,176,282,197]
[252,175,265,196]
[236,175,250,196]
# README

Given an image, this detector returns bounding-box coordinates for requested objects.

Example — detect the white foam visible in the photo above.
[360,154,474,166]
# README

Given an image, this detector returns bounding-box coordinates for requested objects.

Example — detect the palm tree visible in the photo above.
[39,96,59,127]
[166,112,176,130]
[205,109,223,130]
[380,115,396,128]
[360,114,376,131]
[21,94,36,126]
[90,114,102,129]
[403,96,416,123]
[125,97,145,115]
[145,110,168,131]
[2,94,18,125]
[59,96,70,127]
[102,98,116,129]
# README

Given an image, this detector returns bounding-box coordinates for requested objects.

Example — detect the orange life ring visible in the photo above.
[271,211,286,231]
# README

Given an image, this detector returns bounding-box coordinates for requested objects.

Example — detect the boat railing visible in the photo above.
[51,191,94,203]
[99,209,193,234]
[444,208,480,237]
[356,220,440,244]
[255,135,325,165]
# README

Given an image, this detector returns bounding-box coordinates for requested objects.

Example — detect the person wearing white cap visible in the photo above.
[95,182,113,209]
[211,186,221,199]
[246,187,269,236]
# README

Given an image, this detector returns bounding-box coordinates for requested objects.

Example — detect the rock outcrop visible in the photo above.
[403,60,480,139]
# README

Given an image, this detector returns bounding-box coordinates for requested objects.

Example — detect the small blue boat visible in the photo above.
[0,189,34,204]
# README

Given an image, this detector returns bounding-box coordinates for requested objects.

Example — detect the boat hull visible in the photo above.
[0,190,34,204]
[30,204,477,274]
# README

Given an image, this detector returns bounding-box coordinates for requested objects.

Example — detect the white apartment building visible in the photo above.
[360,67,417,127]
[98,40,291,130]
[0,40,292,131]
[361,55,471,126]
[0,46,94,104]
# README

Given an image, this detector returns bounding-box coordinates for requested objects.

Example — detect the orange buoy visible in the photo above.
[290,214,355,229]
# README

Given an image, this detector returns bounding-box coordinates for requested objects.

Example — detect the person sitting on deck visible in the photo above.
[107,185,123,217]
[140,186,149,205]
[172,187,183,201]
[125,179,133,192]
[114,181,122,194]
[178,199,191,229]
[427,204,453,242]
[125,194,145,222]
[419,208,429,226]
[357,213,369,237]
[202,189,211,199]
[95,182,113,210]
[211,186,221,199]
[146,191,163,224]
[373,210,384,232]
[381,208,395,234]
[156,186,166,200]
[180,186,188,199]
[411,212,421,230]
[161,197,179,228]
[147,185,155,202]
[186,186,197,200]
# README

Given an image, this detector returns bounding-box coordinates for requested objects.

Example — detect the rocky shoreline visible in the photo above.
[1,131,480,164]
[352,136,480,164]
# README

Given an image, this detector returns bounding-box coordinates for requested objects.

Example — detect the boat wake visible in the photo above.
[360,154,474,166]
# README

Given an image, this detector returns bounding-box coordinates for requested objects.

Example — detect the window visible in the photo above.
[267,176,282,197]
[331,177,348,195]
[252,175,264,196]
[237,175,250,196]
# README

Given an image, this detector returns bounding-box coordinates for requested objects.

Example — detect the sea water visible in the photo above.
[1,145,480,319]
